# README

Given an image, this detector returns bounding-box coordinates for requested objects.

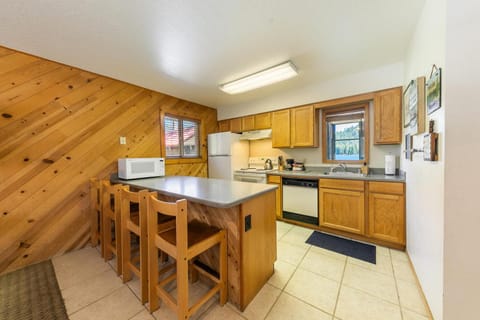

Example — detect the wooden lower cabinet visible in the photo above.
[277,177,405,249]
[267,175,282,218]
[319,187,365,235]
[368,182,405,245]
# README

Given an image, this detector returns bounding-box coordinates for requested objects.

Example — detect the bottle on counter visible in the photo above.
[361,162,369,175]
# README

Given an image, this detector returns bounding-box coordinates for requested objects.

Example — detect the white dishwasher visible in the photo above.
[282,178,318,225]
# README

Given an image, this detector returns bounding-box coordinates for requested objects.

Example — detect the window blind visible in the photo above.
[164,115,199,158]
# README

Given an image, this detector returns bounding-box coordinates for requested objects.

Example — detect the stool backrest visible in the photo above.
[147,194,188,259]
[101,181,127,216]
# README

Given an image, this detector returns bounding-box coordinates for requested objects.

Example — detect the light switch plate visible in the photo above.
[119,136,127,145]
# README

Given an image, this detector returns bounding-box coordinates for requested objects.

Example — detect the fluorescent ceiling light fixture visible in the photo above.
[219,61,298,94]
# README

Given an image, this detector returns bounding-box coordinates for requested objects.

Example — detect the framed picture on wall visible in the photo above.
[403,76,426,135]
[426,67,442,115]
[405,134,412,161]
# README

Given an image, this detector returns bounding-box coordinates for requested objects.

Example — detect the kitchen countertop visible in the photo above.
[111,174,277,208]
[268,170,406,182]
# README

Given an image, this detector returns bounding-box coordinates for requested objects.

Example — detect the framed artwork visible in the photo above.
[403,76,425,135]
[405,134,412,161]
[426,67,442,115]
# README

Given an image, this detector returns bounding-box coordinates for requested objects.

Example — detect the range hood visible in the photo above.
[239,129,272,140]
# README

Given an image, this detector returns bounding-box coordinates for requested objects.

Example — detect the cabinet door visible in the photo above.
[242,115,255,131]
[254,113,271,129]
[218,120,230,132]
[374,87,402,144]
[319,188,365,234]
[230,118,242,133]
[271,110,291,148]
[267,175,282,218]
[368,192,405,245]
[291,105,318,147]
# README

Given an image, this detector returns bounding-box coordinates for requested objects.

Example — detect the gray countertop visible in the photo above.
[111,175,277,208]
[269,170,406,182]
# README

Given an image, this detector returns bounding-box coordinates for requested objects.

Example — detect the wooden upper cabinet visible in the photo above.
[291,105,318,147]
[272,105,318,148]
[218,120,230,132]
[271,109,291,148]
[241,115,255,131]
[374,87,402,144]
[254,113,271,130]
[230,118,242,133]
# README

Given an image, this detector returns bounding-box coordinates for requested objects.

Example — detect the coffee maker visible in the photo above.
[285,159,294,170]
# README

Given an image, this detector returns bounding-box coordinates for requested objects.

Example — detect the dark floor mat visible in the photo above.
[306,231,376,264]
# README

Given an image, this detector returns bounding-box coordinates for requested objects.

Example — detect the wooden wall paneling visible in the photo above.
[0,76,112,160]
[0,46,216,274]
[0,85,146,186]
[0,47,15,57]
[0,73,101,150]
[5,193,91,272]
[0,156,109,266]
[0,76,119,153]
[0,66,79,110]
[0,59,60,93]
[0,52,39,75]
[165,163,208,177]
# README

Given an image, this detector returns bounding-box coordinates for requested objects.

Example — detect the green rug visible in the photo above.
[0,260,69,320]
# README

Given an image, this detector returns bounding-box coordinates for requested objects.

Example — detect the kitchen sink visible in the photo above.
[323,171,365,177]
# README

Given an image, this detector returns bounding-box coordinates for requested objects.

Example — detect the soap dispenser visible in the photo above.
[361,162,369,175]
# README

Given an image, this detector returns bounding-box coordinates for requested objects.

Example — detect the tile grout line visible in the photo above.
[67,285,126,318]
[331,255,348,319]
[69,246,146,319]
[340,257,406,307]
[391,249,405,320]
[262,239,312,320]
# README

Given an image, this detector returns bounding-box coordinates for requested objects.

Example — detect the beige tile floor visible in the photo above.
[52,221,432,320]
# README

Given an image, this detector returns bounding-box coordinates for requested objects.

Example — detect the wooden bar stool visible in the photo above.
[102,180,128,276]
[121,188,176,304]
[89,178,103,256]
[147,194,227,319]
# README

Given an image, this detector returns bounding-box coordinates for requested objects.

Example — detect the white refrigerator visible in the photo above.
[207,132,249,180]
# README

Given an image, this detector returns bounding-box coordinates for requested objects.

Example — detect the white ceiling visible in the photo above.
[0,0,425,111]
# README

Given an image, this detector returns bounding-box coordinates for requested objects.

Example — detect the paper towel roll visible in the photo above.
[385,155,395,175]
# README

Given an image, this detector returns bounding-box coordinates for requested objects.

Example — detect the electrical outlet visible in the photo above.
[244,215,252,232]
[119,136,126,145]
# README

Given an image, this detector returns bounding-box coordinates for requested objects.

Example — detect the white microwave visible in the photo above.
[118,158,165,180]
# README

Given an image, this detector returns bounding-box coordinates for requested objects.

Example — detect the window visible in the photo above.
[322,104,369,163]
[164,115,200,158]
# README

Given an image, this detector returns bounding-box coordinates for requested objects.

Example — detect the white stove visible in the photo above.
[233,157,278,183]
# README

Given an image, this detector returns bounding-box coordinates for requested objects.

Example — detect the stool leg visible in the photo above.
[103,215,112,261]
[219,231,227,305]
[148,244,159,312]
[122,223,131,283]
[177,257,189,320]
[140,231,148,304]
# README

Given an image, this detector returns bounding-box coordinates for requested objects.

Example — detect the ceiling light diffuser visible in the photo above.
[219,61,298,94]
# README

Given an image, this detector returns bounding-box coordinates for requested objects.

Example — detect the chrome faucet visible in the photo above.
[330,163,347,173]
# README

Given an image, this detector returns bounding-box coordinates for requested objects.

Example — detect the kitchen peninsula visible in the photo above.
[112,175,277,311]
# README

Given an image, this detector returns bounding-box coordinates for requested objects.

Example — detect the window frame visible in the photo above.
[162,113,201,160]
[321,103,369,164]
